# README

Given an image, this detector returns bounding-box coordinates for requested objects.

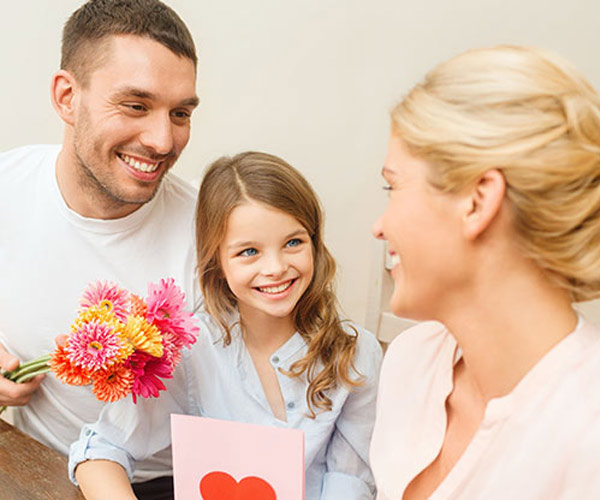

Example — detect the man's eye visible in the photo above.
[171,110,192,124]
[239,248,258,257]
[124,103,146,112]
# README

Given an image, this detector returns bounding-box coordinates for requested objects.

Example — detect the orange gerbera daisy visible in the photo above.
[91,364,134,403]
[50,345,91,386]
[130,294,148,317]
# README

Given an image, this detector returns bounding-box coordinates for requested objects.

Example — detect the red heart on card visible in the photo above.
[199,471,276,500]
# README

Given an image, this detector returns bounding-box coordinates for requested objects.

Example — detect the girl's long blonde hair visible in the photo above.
[392,45,600,301]
[195,152,361,416]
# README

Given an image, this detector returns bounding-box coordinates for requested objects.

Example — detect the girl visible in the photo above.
[70,152,382,499]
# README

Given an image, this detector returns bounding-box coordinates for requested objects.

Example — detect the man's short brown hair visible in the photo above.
[61,0,197,85]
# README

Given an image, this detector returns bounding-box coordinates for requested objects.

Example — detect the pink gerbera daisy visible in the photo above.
[66,320,125,371]
[168,314,200,349]
[80,281,130,322]
[146,278,187,328]
[145,278,199,348]
[126,351,173,403]
[161,331,183,370]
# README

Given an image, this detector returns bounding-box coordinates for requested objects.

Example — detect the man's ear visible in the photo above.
[462,169,506,240]
[50,70,78,126]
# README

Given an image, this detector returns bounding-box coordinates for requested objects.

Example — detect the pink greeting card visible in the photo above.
[171,414,305,500]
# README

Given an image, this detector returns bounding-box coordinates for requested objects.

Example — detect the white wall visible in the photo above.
[2,0,599,325]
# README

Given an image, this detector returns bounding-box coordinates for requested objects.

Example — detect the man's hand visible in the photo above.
[0,345,45,407]
[55,334,68,348]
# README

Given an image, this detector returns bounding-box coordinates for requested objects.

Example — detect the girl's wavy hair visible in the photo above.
[195,152,361,416]
[392,45,600,301]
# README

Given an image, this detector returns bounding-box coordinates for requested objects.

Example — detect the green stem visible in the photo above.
[0,355,52,415]
[14,366,51,384]
[3,355,51,381]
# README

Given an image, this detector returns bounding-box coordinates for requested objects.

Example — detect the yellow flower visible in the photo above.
[121,315,163,358]
[72,306,121,332]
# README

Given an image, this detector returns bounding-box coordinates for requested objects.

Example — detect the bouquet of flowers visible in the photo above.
[1,279,199,408]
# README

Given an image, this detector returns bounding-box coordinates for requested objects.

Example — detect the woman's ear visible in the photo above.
[50,70,78,126]
[462,169,506,240]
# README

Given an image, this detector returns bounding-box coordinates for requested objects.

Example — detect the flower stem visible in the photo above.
[0,355,52,415]
[14,366,51,384]
[2,355,51,381]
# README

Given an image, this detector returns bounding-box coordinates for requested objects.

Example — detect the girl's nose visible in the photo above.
[263,251,287,277]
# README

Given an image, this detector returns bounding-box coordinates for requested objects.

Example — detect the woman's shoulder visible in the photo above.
[386,320,450,357]
[380,321,453,382]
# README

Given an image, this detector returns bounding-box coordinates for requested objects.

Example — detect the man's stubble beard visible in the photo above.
[72,107,170,214]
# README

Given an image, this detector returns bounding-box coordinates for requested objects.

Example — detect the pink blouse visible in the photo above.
[370,319,600,499]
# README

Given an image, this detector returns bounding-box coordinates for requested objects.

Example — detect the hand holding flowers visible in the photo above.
[1,279,198,412]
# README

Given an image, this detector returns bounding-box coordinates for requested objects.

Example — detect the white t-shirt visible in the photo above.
[370,319,600,499]
[0,144,200,482]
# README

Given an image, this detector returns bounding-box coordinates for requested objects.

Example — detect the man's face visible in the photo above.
[70,34,198,217]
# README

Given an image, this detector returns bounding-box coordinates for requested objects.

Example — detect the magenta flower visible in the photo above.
[167,315,199,349]
[145,278,198,348]
[146,278,185,326]
[126,350,173,403]
[80,281,130,322]
[66,320,125,371]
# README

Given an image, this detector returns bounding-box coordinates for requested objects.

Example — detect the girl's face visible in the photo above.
[372,134,465,320]
[219,200,315,322]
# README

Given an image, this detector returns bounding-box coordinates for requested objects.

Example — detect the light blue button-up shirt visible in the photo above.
[69,311,382,499]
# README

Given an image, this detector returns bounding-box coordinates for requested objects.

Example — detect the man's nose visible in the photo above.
[139,112,175,156]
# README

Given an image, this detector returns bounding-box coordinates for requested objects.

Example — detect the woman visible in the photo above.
[370,45,600,499]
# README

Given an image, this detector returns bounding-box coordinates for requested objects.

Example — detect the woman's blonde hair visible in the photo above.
[195,152,361,416]
[392,45,600,301]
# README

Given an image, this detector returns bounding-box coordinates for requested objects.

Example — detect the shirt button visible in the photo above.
[84,429,92,436]
[271,355,280,364]
[287,401,295,409]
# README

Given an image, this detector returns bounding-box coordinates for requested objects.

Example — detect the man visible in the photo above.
[0,0,200,498]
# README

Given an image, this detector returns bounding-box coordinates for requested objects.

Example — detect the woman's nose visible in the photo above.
[372,214,385,240]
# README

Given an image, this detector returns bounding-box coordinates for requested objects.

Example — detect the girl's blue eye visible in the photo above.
[239,248,258,257]
[286,238,302,248]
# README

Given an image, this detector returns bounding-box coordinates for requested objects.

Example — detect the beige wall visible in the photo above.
[2,0,599,326]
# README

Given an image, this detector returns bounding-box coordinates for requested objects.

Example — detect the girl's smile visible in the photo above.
[255,278,297,295]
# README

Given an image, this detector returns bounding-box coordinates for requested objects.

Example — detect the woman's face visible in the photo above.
[372,134,466,320]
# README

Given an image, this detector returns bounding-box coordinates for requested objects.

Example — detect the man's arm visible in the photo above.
[0,345,44,407]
